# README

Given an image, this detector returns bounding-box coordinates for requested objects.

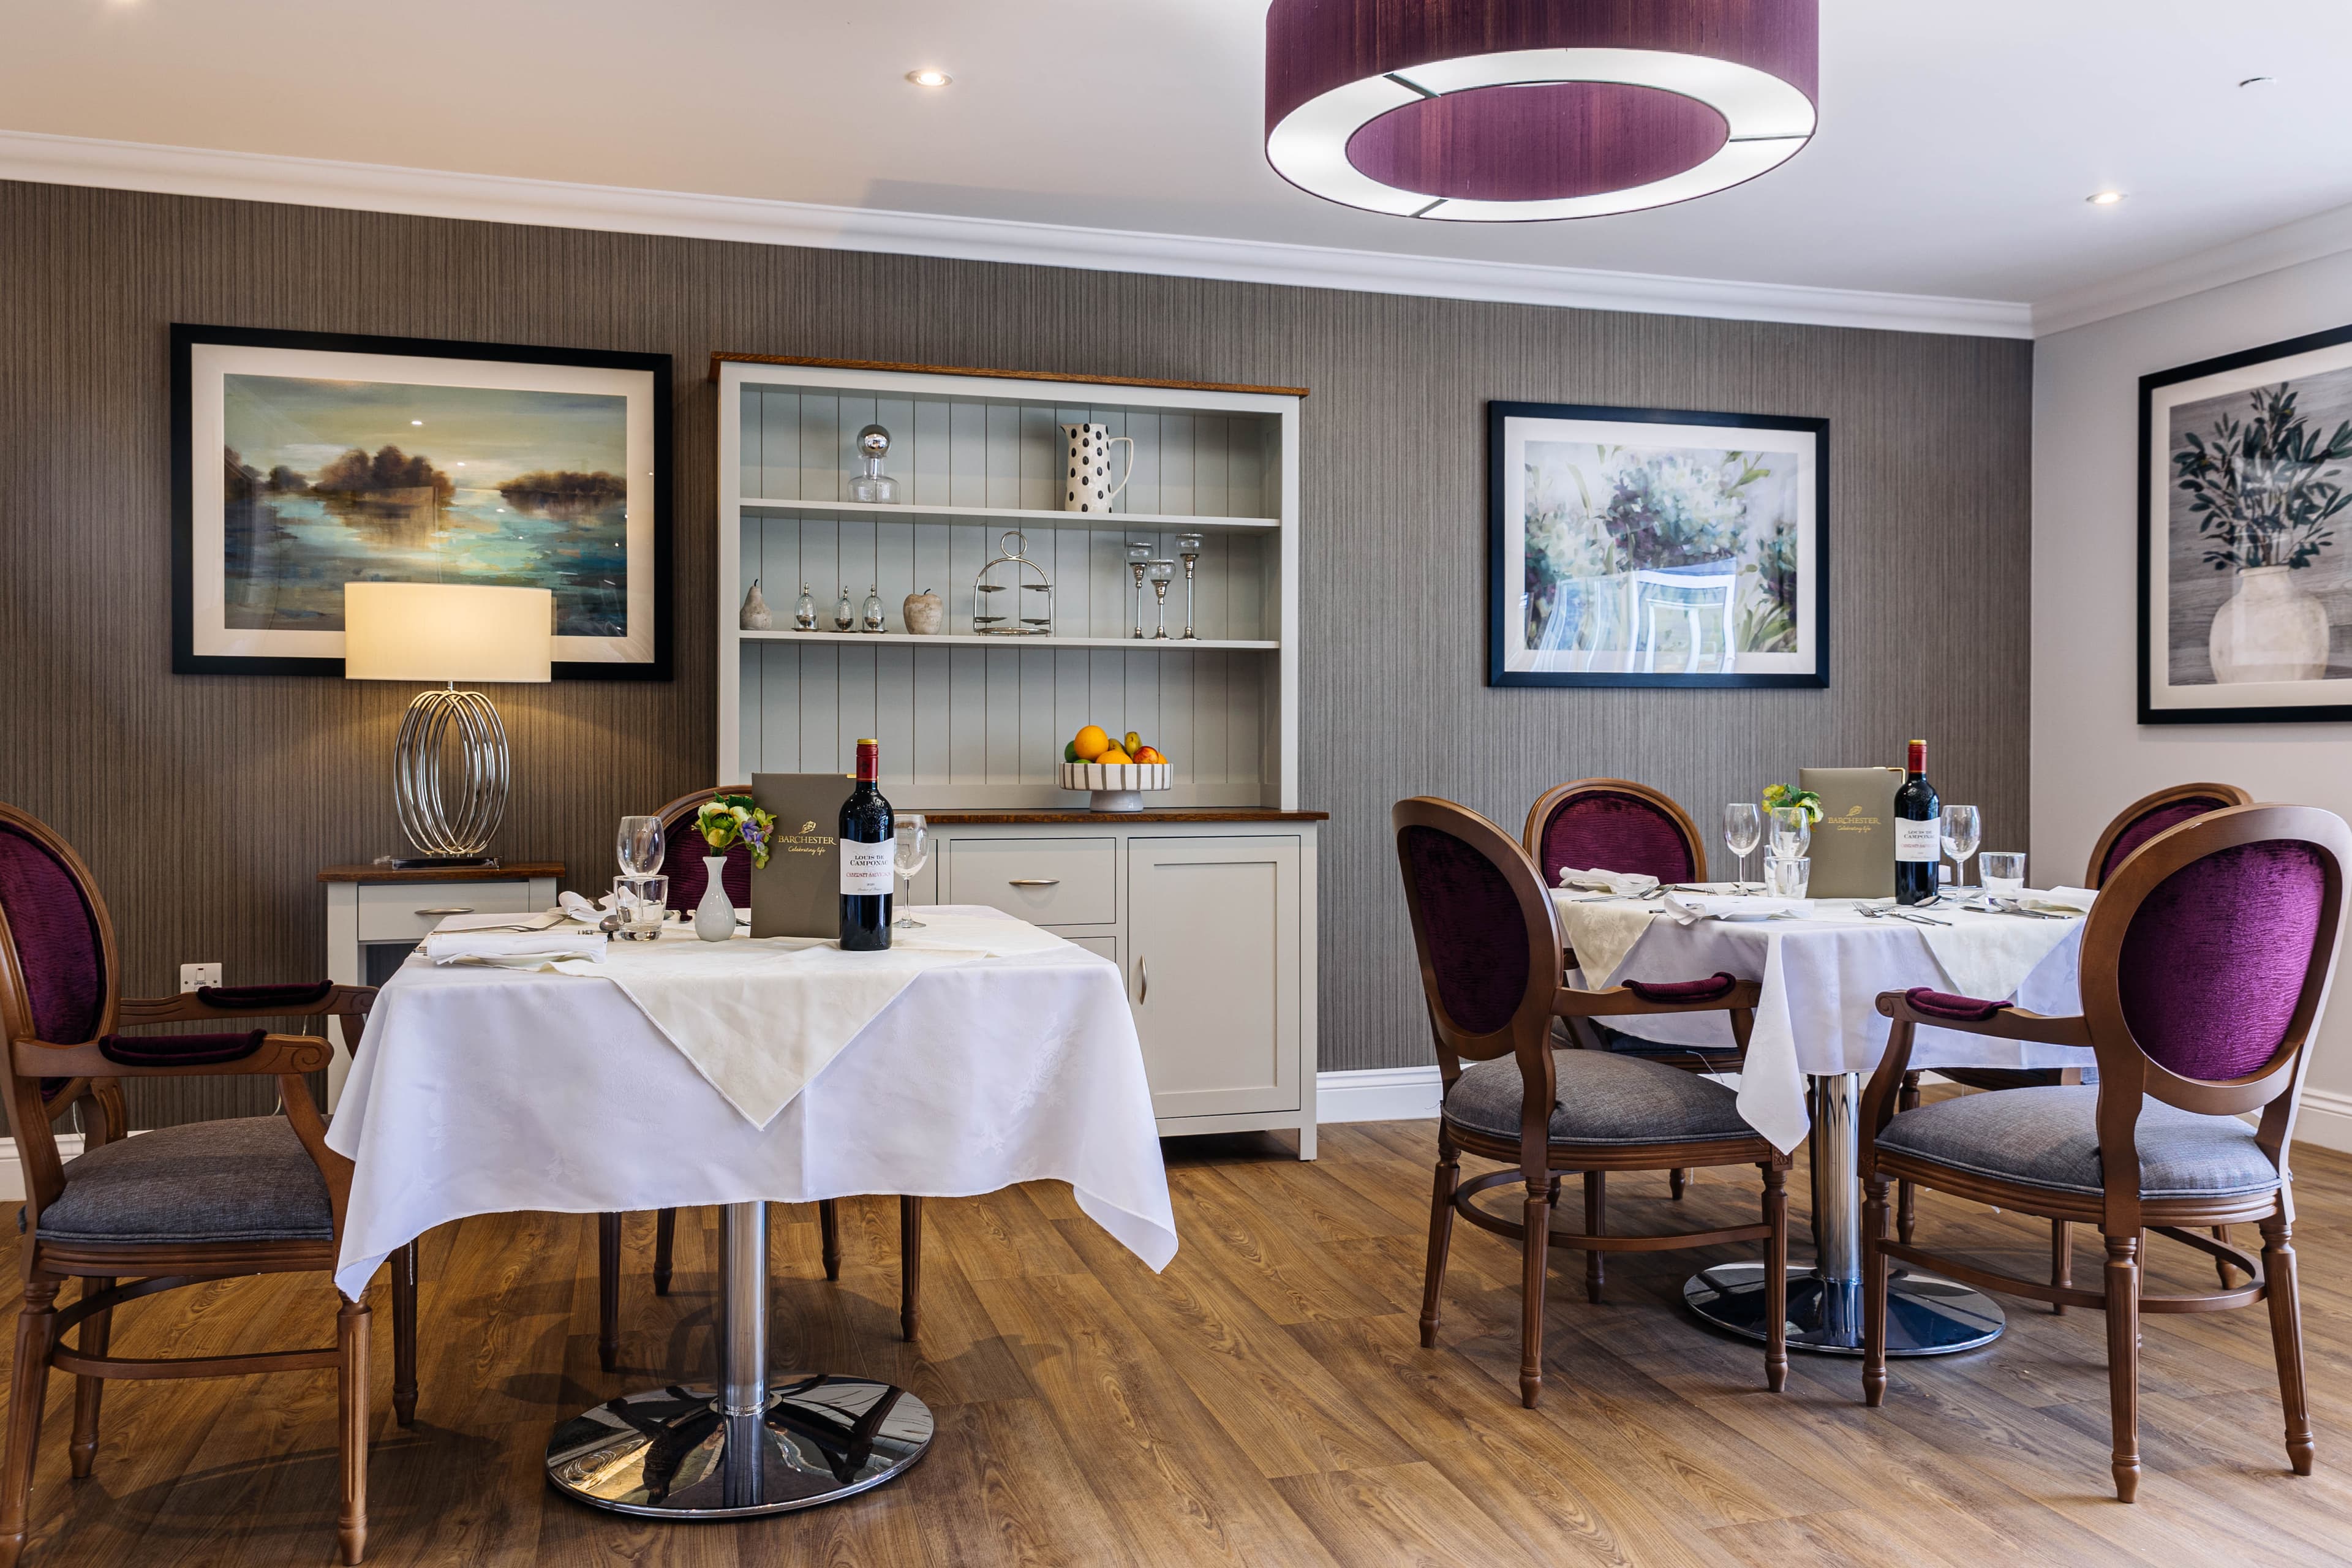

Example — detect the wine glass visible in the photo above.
[1939,804,1981,892]
[1722,802,1762,892]
[1768,805,1811,862]
[892,815,929,929]
[617,815,665,877]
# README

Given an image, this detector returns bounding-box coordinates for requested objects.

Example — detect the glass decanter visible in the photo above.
[849,424,900,504]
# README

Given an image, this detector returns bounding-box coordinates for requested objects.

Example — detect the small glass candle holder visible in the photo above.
[1147,561,1175,639]
[1176,533,1203,639]
[1763,855,1811,899]
[1126,540,1153,638]
[612,874,669,940]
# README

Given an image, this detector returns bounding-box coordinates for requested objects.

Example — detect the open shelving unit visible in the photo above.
[715,355,1305,810]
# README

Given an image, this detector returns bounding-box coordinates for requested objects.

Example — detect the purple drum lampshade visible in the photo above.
[1265,0,1818,221]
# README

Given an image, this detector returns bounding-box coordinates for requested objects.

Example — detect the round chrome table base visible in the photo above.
[1684,1261,2005,1357]
[546,1376,933,1518]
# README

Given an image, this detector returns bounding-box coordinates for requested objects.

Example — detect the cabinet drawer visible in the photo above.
[947,838,1115,925]
[356,881,536,942]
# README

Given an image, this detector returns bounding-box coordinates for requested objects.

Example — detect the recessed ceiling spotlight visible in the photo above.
[2087,190,2127,206]
[905,69,951,88]
[2239,75,2277,88]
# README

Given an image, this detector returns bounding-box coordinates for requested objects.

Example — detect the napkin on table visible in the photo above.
[1660,892,1810,925]
[2013,886,2097,914]
[422,929,608,965]
[1559,867,1662,897]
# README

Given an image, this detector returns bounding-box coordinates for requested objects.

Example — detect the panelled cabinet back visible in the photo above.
[713,355,1320,1155]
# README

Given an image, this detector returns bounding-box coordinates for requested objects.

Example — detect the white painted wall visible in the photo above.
[2034,246,2352,1148]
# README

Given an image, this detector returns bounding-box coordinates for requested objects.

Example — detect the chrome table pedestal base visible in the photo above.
[546,1199,932,1518]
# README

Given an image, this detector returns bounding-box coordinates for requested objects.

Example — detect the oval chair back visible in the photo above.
[2086,782,2255,888]
[2078,803,2350,1230]
[656,786,755,914]
[1522,779,1702,890]
[0,806,123,1201]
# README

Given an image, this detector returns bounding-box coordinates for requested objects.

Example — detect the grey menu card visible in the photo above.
[1798,766,1902,899]
[749,772,852,938]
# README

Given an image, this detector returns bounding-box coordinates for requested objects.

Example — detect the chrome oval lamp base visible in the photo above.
[1684,1260,2004,1357]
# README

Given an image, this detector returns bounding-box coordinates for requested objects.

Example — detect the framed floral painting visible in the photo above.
[2140,323,2352,723]
[1488,401,1828,688]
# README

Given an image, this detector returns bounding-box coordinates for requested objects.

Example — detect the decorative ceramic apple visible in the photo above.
[903,589,944,635]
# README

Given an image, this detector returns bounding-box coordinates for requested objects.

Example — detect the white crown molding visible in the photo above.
[0,128,2031,339]
[2032,198,2352,337]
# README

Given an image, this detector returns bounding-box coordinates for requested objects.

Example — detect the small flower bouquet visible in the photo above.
[695,793,778,870]
[1760,783,1822,824]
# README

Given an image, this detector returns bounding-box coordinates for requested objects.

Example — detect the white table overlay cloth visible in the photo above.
[1553,890,2089,1154]
[326,907,1177,1297]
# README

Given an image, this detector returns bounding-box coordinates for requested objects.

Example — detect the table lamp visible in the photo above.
[342,581,552,868]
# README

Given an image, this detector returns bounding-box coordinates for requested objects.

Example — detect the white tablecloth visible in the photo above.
[325,910,1178,1297]
[1554,892,2087,1154]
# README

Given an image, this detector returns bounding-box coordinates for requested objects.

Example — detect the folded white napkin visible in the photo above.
[1559,867,1662,897]
[2015,886,2097,914]
[1661,892,1810,925]
[423,929,608,965]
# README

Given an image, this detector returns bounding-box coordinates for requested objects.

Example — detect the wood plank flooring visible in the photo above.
[4,1116,2350,1567]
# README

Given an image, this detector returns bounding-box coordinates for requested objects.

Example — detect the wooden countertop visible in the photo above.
[317,862,565,883]
[917,810,1326,824]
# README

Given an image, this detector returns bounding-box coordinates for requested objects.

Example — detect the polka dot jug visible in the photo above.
[1060,423,1136,513]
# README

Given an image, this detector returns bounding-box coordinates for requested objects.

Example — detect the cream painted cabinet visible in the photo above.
[1126,836,1302,1126]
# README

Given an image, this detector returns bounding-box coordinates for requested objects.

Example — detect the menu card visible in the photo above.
[1799,766,1903,898]
[748,772,853,938]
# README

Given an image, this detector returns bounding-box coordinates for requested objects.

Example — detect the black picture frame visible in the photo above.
[1487,400,1830,688]
[172,323,673,680]
[2138,321,2352,724]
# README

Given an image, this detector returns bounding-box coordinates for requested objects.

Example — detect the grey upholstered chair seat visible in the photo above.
[1877,1086,2278,1200]
[39,1116,334,1245]
[1445,1048,1754,1146]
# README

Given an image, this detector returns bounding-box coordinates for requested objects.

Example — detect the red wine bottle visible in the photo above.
[839,739,894,950]
[1893,737,1941,907]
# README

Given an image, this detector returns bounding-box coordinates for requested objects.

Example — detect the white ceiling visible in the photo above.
[7,0,2352,316]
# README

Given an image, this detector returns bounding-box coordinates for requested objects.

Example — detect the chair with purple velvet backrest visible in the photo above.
[1859,803,2348,1502]
[1396,796,1790,1409]
[0,802,414,1566]
[594,788,922,1374]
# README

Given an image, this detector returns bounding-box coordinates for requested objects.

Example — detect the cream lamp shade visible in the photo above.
[342,581,552,684]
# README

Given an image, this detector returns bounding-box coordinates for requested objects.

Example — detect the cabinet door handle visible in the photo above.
[415,906,475,916]
[1006,878,1060,888]
[1137,956,1148,1004]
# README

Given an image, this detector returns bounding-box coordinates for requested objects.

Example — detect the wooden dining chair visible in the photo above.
[1859,802,2346,1501]
[1893,782,2255,1306]
[595,787,921,1373]
[1396,797,1790,1408]
[0,802,413,1566]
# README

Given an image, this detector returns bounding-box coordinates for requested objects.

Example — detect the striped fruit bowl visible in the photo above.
[1057,761,1172,813]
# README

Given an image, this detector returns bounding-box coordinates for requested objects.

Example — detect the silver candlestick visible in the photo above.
[1177,533,1202,640]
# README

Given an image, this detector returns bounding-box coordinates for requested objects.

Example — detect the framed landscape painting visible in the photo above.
[1488,401,1828,688]
[2141,323,2352,723]
[172,325,672,679]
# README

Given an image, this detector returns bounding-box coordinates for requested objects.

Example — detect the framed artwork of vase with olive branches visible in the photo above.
[1487,401,1828,688]
[2141,324,2352,723]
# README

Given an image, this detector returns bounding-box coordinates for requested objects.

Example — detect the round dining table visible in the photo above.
[325,906,1177,1517]
[1554,886,2089,1356]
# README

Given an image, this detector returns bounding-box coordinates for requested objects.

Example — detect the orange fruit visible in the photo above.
[1096,747,1131,766]
[1072,724,1110,760]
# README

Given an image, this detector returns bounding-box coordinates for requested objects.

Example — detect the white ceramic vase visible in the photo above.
[695,855,736,941]
[2209,565,2329,684]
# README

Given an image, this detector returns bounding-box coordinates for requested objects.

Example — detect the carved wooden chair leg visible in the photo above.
[1418,1135,1460,1349]
[1583,1171,1607,1304]
[337,1295,372,1567]
[1519,1178,1552,1409]
[819,1199,843,1282]
[1861,1175,1890,1408]
[653,1208,676,1296]
[2049,1221,2072,1316]
[1762,1164,1789,1393]
[900,1196,924,1342]
[0,1283,59,1568]
[67,1276,112,1479]
[596,1213,622,1373]
[390,1243,418,1428]
[1669,1168,1687,1200]
[2213,1224,2236,1289]
[2261,1214,2315,1476]
[2103,1232,2143,1502]
[1894,1073,1921,1244]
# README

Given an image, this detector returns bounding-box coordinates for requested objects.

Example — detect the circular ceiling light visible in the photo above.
[906,69,952,88]
[2087,190,2126,205]
[1264,0,1817,221]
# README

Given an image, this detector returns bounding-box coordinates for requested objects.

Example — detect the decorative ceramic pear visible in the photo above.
[739,578,774,631]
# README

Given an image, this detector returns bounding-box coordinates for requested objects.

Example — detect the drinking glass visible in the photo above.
[612,874,668,941]
[1768,805,1811,862]
[1765,854,1812,898]
[892,815,929,929]
[617,815,665,877]
[1939,804,1981,889]
[1722,802,1762,892]
[1980,851,2027,895]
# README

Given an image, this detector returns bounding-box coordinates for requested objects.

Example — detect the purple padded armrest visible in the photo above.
[98,1030,266,1068]
[1903,987,2008,1023]
[196,981,334,1009]
[1624,972,1738,1004]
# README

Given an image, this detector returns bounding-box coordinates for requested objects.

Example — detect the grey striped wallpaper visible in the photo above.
[0,179,2030,1123]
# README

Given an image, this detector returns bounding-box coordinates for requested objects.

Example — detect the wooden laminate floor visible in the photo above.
[5,1117,2350,1567]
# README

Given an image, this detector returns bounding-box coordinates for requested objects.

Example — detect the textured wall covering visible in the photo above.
[0,179,2030,1123]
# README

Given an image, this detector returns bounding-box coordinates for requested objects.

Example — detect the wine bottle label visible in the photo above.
[1894,820,1940,863]
[840,841,892,894]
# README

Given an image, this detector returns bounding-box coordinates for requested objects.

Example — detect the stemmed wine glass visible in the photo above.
[1768,805,1811,862]
[892,815,929,929]
[1722,802,1762,892]
[617,815,665,877]
[1940,804,1981,893]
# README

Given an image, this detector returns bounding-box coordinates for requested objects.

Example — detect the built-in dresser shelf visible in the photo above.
[739,630,1280,651]
[743,498,1281,533]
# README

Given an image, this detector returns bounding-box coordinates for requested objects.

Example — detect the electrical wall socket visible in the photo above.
[178,962,222,993]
